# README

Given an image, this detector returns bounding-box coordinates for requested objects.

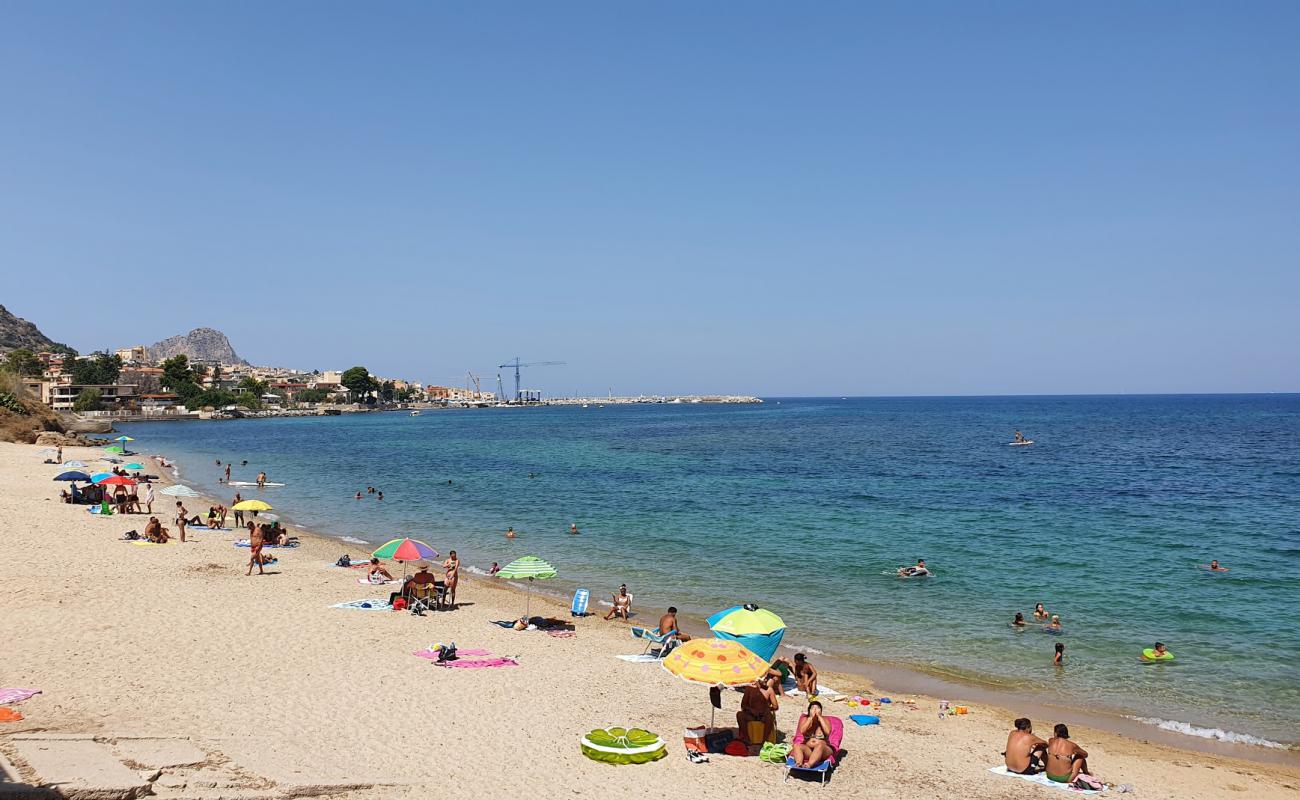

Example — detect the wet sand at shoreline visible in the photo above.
[2,441,1297,799]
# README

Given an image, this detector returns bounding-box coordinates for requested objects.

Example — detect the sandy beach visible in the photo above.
[2,440,1298,800]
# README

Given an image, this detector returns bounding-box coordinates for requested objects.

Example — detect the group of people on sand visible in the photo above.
[381,553,461,611]
[734,652,823,765]
[244,521,292,575]
[1005,718,1098,787]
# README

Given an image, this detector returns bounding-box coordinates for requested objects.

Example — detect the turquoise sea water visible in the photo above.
[123,395,1300,747]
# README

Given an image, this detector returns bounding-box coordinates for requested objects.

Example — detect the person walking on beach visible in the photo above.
[143,483,154,514]
[443,550,460,609]
[1004,718,1047,775]
[175,501,188,544]
[233,493,244,527]
[246,522,265,576]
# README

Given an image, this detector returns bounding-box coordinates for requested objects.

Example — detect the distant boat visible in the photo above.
[582,403,589,408]
[410,410,421,417]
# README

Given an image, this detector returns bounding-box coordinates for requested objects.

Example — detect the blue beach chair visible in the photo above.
[630,627,679,658]
[571,588,590,617]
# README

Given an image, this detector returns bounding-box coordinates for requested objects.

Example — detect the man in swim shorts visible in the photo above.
[1004,717,1047,774]
[1046,724,1091,784]
[658,607,691,643]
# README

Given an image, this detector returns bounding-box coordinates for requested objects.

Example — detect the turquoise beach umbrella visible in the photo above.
[706,604,786,662]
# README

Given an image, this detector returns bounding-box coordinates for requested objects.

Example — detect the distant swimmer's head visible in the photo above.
[1210,560,1220,568]
[1014,718,1032,732]
[917,558,926,565]
[1014,613,1024,623]
[1035,603,1045,612]
[1154,641,1165,651]
[1054,724,1070,739]
[1051,615,1060,623]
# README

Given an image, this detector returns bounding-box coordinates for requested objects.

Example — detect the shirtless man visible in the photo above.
[604,584,632,620]
[1046,724,1091,785]
[658,607,691,642]
[443,550,460,609]
[233,493,244,526]
[736,676,779,744]
[898,558,929,577]
[256,471,267,489]
[1207,560,1230,572]
[1004,718,1047,774]
[246,523,265,576]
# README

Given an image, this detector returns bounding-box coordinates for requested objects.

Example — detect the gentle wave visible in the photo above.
[1126,716,1291,749]
[339,536,368,544]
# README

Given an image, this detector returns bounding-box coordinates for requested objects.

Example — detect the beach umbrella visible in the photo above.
[98,476,136,487]
[706,604,787,663]
[372,538,438,562]
[160,484,201,498]
[662,638,773,733]
[232,499,273,512]
[123,462,144,470]
[103,446,125,454]
[114,435,135,443]
[496,556,556,617]
[53,471,91,482]
[90,472,115,484]
[60,460,88,469]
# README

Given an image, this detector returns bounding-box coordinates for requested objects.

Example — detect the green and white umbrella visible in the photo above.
[160,484,201,498]
[496,556,556,617]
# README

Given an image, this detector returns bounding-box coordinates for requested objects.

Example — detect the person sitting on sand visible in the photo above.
[1207,560,1230,572]
[658,607,691,643]
[1046,724,1091,785]
[1044,615,1062,634]
[736,675,779,743]
[1012,612,1027,628]
[897,558,929,577]
[367,558,394,582]
[789,700,834,768]
[144,516,168,543]
[604,584,632,620]
[216,504,227,528]
[789,652,818,694]
[206,507,219,528]
[1004,717,1047,775]
[1034,602,1050,621]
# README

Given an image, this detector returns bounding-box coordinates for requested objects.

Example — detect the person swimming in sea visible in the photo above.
[570,523,579,535]
[1012,612,1027,629]
[1033,603,1050,621]
[1043,615,1063,634]
[505,526,517,539]
[897,558,929,577]
[1053,642,1065,666]
[1205,560,1230,572]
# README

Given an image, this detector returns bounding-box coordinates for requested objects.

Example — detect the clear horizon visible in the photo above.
[3,3,1297,396]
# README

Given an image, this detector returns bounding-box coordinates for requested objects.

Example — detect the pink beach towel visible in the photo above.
[0,689,41,705]
[435,657,519,669]
[546,630,577,638]
[412,648,491,660]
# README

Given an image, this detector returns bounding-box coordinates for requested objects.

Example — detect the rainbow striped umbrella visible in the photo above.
[372,538,438,562]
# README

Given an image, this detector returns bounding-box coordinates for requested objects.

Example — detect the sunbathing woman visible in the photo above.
[789,700,834,768]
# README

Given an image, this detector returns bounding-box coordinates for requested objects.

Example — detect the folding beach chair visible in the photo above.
[784,714,844,786]
[571,588,590,617]
[409,582,440,615]
[630,627,679,658]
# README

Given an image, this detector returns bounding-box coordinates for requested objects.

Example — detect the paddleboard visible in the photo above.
[1008,441,1035,446]
[228,481,287,487]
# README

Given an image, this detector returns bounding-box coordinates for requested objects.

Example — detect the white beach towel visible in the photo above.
[988,766,1104,794]
[615,654,662,663]
[784,679,844,699]
[330,599,392,611]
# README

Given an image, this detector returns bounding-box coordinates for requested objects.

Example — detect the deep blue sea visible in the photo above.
[123,395,1300,748]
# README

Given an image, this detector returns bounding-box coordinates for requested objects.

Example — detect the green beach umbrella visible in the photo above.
[103,445,125,454]
[496,556,556,617]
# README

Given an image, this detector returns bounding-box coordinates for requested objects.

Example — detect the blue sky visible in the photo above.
[3,2,1297,395]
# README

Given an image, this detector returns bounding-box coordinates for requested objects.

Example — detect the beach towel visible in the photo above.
[547,630,577,638]
[235,540,298,548]
[784,679,843,699]
[435,657,518,669]
[0,708,22,722]
[187,525,231,531]
[330,599,392,611]
[987,766,1104,794]
[413,648,491,660]
[357,577,402,586]
[132,540,174,547]
[0,689,40,705]
[615,654,662,663]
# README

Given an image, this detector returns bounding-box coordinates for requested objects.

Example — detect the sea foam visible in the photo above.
[1126,716,1290,749]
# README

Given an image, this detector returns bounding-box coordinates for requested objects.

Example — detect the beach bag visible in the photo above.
[724,740,751,757]
[122,530,140,540]
[1073,774,1103,791]
[683,726,707,753]
[337,555,352,567]
[392,598,407,611]
[704,729,733,753]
